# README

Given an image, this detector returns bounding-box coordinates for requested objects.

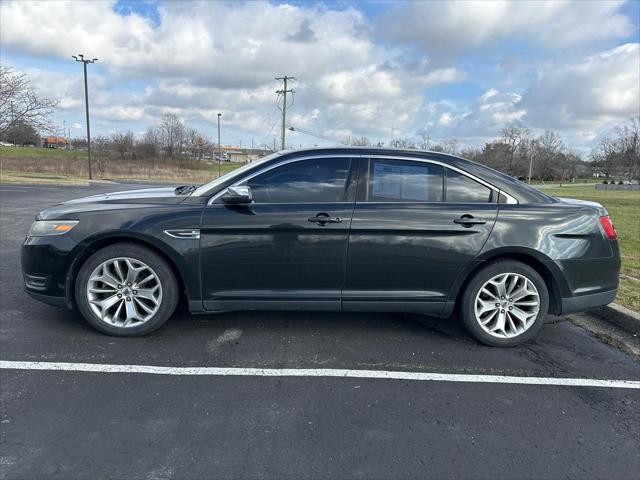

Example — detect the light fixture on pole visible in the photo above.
[72,54,98,180]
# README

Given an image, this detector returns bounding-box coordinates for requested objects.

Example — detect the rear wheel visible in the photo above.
[75,243,179,336]
[459,260,548,347]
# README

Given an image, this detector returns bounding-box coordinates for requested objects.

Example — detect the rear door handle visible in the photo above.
[453,215,486,227]
[308,213,342,225]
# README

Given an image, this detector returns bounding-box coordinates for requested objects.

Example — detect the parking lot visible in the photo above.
[1,183,639,479]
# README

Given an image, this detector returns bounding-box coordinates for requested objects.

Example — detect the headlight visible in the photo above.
[28,220,79,237]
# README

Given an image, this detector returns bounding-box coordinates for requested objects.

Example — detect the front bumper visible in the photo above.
[24,289,68,307]
[560,289,618,316]
[21,234,78,309]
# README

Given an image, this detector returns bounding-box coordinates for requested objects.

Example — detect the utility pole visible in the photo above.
[217,113,222,177]
[73,54,98,179]
[275,76,295,150]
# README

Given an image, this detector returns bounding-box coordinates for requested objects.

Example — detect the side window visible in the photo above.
[246,157,351,203]
[445,169,493,203]
[367,159,443,202]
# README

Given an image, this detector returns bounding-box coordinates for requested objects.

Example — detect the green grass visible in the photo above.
[543,186,640,312]
[0,146,87,159]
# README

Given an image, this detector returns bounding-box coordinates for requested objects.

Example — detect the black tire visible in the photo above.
[459,260,549,347]
[75,243,179,336]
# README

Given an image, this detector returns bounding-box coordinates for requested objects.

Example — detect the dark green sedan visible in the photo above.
[21,148,620,346]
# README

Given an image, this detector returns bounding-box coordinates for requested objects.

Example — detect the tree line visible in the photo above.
[343,117,639,182]
[1,63,638,181]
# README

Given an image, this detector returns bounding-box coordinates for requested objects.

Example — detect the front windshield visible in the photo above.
[192,152,282,197]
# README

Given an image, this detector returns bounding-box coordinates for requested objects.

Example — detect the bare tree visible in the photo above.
[535,131,564,180]
[591,137,618,178]
[416,127,431,150]
[342,135,372,146]
[111,131,134,160]
[615,116,640,180]
[138,127,161,163]
[501,122,530,176]
[93,136,110,175]
[390,137,417,149]
[159,113,185,159]
[0,64,58,136]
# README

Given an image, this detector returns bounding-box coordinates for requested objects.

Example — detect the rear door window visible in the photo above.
[367,159,444,202]
[445,169,493,203]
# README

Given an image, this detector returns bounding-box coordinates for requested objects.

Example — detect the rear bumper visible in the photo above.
[560,289,617,316]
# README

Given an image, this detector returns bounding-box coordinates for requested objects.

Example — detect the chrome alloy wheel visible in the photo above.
[86,257,162,327]
[474,272,540,339]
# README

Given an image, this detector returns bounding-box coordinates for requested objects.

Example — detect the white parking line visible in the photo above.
[1,360,639,389]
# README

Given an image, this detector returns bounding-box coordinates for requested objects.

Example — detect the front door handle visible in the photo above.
[453,215,486,227]
[308,213,342,225]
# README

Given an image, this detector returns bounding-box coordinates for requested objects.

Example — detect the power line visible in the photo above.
[286,124,336,144]
[275,75,295,150]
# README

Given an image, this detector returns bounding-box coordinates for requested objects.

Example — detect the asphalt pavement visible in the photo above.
[1,183,638,480]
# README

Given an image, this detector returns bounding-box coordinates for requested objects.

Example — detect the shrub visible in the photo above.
[602,180,608,184]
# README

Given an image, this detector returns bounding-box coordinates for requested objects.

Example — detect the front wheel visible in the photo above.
[75,243,179,336]
[459,260,549,347]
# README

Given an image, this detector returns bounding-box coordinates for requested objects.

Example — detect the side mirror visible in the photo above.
[221,186,253,204]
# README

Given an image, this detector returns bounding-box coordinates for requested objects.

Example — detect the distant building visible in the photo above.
[221,147,273,163]
[42,136,69,149]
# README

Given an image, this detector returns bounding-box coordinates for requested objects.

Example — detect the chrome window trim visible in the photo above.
[206,153,519,206]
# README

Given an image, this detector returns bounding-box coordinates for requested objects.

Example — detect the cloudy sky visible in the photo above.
[1,0,639,151]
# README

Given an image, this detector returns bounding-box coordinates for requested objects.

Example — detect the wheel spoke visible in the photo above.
[124,258,143,284]
[134,297,155,314]
[510,306,535,325]
[113,260,126,283]
[124,300,141,324]
[135,286,159,304]
[90,294,121,317]
[113,300,125,325]
[489,311,507,336]
[136,274,155,287]
[480,287,498,300]
[480,309,498,326]
[91,267,120,289]
[476,299,497,316]
[506,313,518,333]
[89,287,116,294]
[514,300,538,307]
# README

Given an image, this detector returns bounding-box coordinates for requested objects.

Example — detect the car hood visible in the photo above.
[37,186,188,220]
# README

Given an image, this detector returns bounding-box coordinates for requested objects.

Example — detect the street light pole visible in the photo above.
[73,54,97,180]
[217,113,222,177]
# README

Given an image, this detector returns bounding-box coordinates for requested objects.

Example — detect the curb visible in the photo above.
[590,303,640,335]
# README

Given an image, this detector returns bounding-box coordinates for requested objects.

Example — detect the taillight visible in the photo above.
[599,216,617,240]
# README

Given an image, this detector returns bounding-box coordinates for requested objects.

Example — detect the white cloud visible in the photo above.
[522,43,640,129]
[427,43,640,148]
[380,0,635,57]
[0,1,637,150]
